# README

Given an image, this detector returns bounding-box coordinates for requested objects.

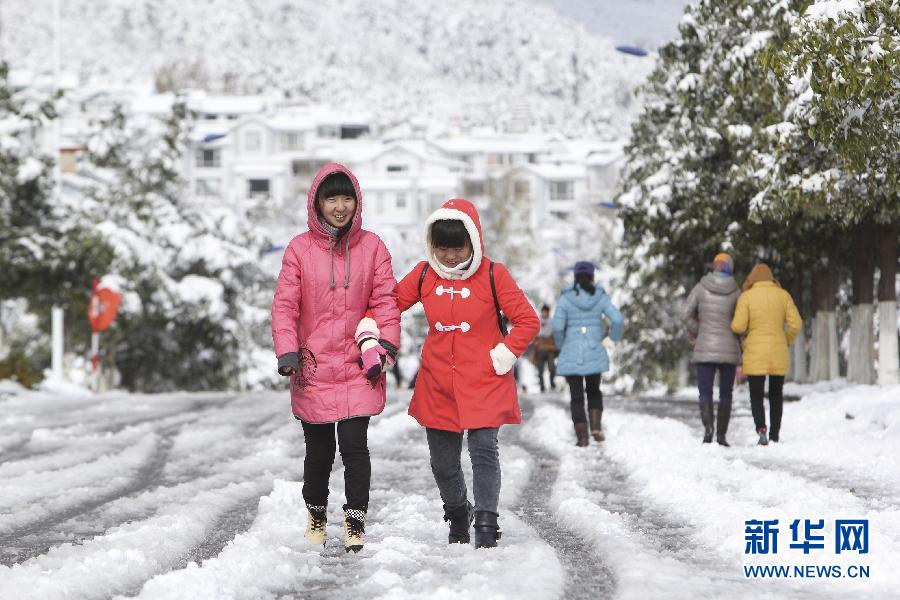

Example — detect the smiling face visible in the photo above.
[318,194,357,228]
[433,240,473,267]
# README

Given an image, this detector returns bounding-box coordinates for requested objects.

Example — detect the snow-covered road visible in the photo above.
[1,381,898,599]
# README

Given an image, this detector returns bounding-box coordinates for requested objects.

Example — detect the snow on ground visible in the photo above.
[0,381,897,598]
[0,387,561,599]
[524,382,900,599]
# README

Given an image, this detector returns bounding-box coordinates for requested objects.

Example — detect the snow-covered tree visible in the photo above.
[616,0,818,387]
[80,102,272,391]
[0,61,113,382]
[760,0,900,384]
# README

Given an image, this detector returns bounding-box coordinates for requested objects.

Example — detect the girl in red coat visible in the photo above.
[397,198,539,548]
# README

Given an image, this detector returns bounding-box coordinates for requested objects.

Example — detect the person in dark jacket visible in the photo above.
[553,262,624,446]
[682,253,741,446]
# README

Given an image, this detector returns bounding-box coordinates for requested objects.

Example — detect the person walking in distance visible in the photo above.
[682,253,742,446]
[533,304,559,392]
[553,262,624,446]
[731,263,802,445]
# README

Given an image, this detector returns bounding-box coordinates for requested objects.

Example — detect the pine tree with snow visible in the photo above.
[80,101,271,391]
[0,61,113,380]
[759,0,900,384]
[615,0,822,387]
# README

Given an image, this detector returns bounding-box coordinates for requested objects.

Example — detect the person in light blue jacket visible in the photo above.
[553,261,624,446]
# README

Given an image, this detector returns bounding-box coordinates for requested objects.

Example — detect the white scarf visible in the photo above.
[433,254,473,280]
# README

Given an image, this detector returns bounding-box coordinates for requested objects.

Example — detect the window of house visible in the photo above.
[550,180,574,201]
[487,153,502,167]
[514,180,530,196]
[280,132,303,151]
[195,178,221,196]
[195,148,221,168]
[292,159,328,176]
[463,180,485,196]
[244,130,262,153]
[248,178,270,198]
[317,125,339,138]
[396,193,407,209]
[386,164,408,173]
[203,113,218,120]
[341,125,369,139]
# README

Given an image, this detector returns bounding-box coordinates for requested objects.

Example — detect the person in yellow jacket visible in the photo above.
[731,263,802,445]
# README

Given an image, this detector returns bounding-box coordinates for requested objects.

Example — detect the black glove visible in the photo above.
[277,352,300,376]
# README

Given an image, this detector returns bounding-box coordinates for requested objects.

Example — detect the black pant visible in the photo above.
[748,376,784,434]
[535,351,557,391]
[300,416,370,510]
[566,374,602,424]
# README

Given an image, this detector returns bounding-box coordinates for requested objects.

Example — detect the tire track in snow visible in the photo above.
[509,398,615,599]
[0,432,173,566]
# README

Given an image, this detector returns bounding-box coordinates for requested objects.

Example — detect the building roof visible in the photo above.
[187,94,269,115]
[429,134,549,155]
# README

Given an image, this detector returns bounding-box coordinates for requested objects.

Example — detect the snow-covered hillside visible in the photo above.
[0,0,653,137]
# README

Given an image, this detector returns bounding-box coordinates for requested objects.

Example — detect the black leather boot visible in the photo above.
[473,511,501,549]
[700,402,714,443]
[444,501,474,544]
[716,403,731,447]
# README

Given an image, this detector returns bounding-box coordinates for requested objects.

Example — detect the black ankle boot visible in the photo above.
[473,511,501,548]
[444,501,474,544]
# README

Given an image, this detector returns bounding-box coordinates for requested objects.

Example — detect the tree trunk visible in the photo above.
[785,276,808,383]
[811,257,839,381]
[787,277,807,382]
[877,224,899,385]
[848,221,876,384]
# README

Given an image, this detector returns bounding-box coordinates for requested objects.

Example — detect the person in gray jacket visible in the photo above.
[682,253,741,446]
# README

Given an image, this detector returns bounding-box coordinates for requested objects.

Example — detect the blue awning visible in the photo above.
[202,133,227,143]
[615,45,648,57]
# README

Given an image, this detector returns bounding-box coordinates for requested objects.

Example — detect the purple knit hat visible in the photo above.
[573,261,595,276]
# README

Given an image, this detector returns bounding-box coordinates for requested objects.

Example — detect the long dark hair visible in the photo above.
[574,273,596,295]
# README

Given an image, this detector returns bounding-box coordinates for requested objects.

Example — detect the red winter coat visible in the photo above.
[398,199,540,432]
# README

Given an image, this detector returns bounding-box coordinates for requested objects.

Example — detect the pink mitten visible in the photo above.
[361,344,388,385]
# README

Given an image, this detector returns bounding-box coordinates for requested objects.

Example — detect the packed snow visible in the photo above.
[1,379,898,598]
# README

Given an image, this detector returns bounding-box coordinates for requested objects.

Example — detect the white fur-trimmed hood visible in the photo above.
[424,198,484,280]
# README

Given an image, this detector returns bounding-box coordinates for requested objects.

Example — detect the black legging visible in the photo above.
[566,374,603,424]
[748,375,784,434]
[301,416,371,510]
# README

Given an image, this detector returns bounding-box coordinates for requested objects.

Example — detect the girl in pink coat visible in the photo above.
[271,163,400,553]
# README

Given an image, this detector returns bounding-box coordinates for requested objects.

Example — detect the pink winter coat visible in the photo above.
[271,163,401,423]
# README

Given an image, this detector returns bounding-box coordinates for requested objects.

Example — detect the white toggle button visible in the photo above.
[435,285,471,300]
[434,321,471,333]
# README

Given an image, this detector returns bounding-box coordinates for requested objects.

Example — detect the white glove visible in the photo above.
[602,337,615,351]
[489,343,517,375]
